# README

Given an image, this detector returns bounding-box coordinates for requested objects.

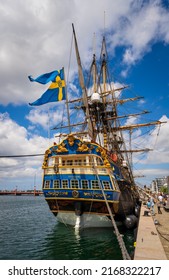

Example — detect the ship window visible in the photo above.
[53,180,60,188]
[74,159,82,165]
[102,181,111,189]
[62,159,73,165]
[62,180,69,188]
[91,180,100,189]
[81,180,89,189]
[70,180,79,189]
[74,159,86,165]
[44,180,50,188]
[67,160,73,165]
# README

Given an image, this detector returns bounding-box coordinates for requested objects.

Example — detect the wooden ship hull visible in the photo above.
[42,134,140,229]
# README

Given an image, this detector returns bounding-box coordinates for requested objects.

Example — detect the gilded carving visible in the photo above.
[96,147,111,167]
[42,161,47,169]
[42,149,51,168]
[77,142,89,152]
[67,134,75,146]
[56,142,68,153]
[103,158,111,167]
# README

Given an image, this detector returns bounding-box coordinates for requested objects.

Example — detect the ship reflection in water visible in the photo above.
[0,196,134,260]
[42,223,134,260]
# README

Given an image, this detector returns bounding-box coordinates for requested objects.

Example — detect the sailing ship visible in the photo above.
[37,25,164,229]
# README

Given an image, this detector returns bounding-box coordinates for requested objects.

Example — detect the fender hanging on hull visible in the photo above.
[123,215,138,229]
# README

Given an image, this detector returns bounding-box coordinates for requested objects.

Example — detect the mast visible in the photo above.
[98,38,134,182]
[111,120,165,131]
[69,25,166,186]
[72,24,95,140]
[63,67,71,133]
[92,32,97,93]
[101,36,109,149]
[92,54,97,93]
[129,129,133,171]
[106,111,149,121]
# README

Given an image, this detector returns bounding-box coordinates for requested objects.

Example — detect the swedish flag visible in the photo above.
[29,68,66,106]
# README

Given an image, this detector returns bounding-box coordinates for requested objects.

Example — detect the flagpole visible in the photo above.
[63,67,71,133]
[47,106,50,144]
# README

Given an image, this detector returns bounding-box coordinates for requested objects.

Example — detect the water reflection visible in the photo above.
[74,228,81,241]
[0,196,134,260]
[41,222,135,260]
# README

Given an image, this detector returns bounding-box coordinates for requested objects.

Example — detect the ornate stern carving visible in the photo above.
[96,147,111,167]
[77,142,90,152]
[42,149,51,168]
[56,142,68,153]
[67,134,75,146]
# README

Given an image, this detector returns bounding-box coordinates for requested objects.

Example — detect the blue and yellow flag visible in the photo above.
[29,68,66,106]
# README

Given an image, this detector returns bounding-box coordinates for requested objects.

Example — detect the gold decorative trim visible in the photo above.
[42,149,51,168]
[67,134,75,146]
[56,142,68,153]
[77,141,90,152]
[96,147,111,167]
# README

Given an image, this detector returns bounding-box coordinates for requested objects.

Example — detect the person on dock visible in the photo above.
[150,196,155,215]
[146,198,151,209]
[158,193,163,205]
[143,198,151,216]
[157,199,162,214]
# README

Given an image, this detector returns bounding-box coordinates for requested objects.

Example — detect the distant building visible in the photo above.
[150,176,169,193]
[151,180,158,193]
[167,176,169,193]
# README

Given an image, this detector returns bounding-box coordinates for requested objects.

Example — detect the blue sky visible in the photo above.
[0,0,169,190]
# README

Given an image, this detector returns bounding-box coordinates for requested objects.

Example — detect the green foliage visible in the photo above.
[160,186,168,194]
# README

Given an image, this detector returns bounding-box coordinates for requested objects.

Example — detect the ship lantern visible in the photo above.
[90,92,101,103]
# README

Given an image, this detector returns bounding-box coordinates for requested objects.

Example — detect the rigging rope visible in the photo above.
[152,124,161,150]
[0,154,44,158]
[92,164,131,260]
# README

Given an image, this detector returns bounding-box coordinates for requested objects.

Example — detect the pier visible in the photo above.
[0,190,43,196]
[134,203,168,260]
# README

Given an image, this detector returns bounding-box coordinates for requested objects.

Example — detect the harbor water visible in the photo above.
[0,195,135,260]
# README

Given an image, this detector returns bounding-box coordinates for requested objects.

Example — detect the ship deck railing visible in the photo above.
[44,166,109,175]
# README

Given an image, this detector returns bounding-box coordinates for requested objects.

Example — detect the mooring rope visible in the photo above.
[93,165,131,260]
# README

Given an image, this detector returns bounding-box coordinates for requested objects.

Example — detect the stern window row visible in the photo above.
[44,180,111,189]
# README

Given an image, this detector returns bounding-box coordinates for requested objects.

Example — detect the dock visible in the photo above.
[0,191,43,196]
[134,203,168,260]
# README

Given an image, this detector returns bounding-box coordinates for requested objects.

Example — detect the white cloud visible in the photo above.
[146,115,169,162]
[0,112,54,189]
[0,0,169,105]
[125,116,138,126]
[135,167,169,187]
[26,102,67,130]
[110,1,169,67]
[131,115,169,184]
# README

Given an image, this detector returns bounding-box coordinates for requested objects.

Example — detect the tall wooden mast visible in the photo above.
[72,24,95,140]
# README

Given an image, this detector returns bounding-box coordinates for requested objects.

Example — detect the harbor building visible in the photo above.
[150,176,169,193]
